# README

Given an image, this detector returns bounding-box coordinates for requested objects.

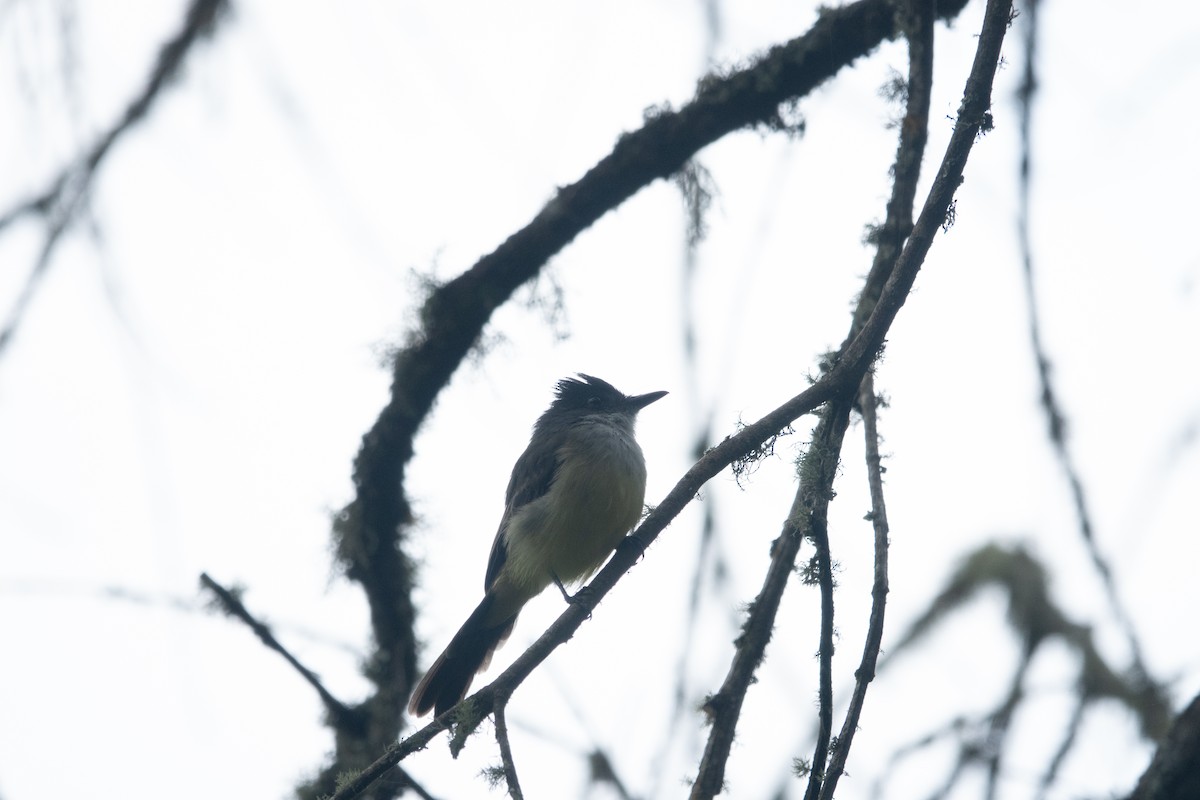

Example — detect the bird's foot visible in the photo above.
[551,573,595,611]
[552,572,573,603]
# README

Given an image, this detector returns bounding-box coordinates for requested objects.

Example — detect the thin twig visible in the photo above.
[493,696,524,800]
[800,406,854,800]
[1035,696,1086,800]
[819,373,892,800]
[816,376,892,800]
[0,0,229,357]
[198,572,359,730]
[983,653,1033,800]
[817,0,935,791]
[1014,0,1155,694]
[587,748,636,800]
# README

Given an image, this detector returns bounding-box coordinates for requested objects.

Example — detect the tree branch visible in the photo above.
[1015,0,1148,691]
[819,0,935,792]
[198,572,361,732]
[799,404,853,800]
[1128,693,1200,800]
[0,0,230,357]
[880,543,1172,793]
[1015,0,1158,707]
[493,696,524,800]
[818,371,892,800]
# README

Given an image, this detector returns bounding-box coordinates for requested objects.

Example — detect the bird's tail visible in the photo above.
[407,593,517,717]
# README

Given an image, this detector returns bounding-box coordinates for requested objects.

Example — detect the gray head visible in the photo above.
[538,374,667,430]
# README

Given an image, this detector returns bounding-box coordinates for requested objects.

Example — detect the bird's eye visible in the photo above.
[586,396,600,408]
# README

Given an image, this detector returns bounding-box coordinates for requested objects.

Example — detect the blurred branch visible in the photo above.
[881,543,1172,795]
[0,0,230,358]
[1036,696,1087,799]
[587,748,636,800]
[1,577,360,653]
[1015,0,1155,694]
[888,544,1171,740]
[197,572,434,797]
[199,572,361,732]
[669,28,725,765]
[663,157,724,792]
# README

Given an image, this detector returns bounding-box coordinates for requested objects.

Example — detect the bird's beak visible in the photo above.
[626,390,668,411]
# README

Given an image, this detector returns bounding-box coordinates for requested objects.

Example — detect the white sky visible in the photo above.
[1,1,1199,798]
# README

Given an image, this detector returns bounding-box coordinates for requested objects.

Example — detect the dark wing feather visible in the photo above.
[483,438,560,590]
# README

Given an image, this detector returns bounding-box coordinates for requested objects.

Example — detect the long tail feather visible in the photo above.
[407,593,517,717]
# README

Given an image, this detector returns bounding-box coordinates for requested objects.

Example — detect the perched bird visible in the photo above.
[407,374,667,717]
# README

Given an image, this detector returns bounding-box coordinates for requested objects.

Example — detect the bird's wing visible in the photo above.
[483,440,560,590]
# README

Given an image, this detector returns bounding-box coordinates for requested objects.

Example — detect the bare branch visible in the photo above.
[818,373,893,800]
[800,405,854,800]
[1015,0,1156,701]
[699,0,1013,793]
[587,749,636,800]
[1036,696,1087,799]
[492,697,524,800]
[0,0,230,357]
[819,0,936,792]
[880,542,1172,793]
[198,572,360,731]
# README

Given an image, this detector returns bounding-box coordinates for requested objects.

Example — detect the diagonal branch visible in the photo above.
[819,2,935,795]
[1014,0,1155,694]
[0,0,230,357]
[199,572,360,731]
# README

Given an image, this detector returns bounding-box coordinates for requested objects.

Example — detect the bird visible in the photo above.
[407,374,667,717]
